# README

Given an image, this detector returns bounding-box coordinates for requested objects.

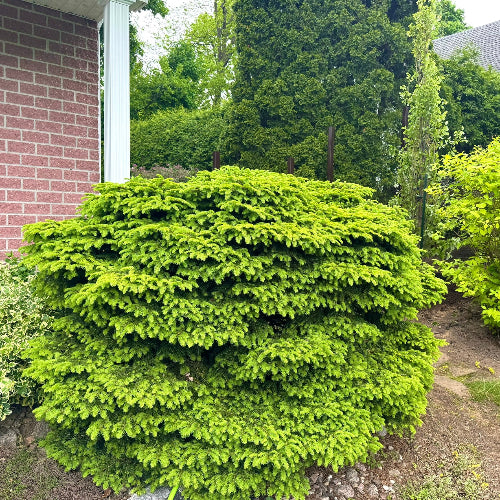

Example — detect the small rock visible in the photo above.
[0,429,17,447]
[335,484,355,498]
[367,484,379,497]
[356,482,365,493]
[310,473,321,484]
[377,426,388,437]
[355,463,367,472]
[345,467,359,485]
[33,420,50,440]
[128,486,183,500]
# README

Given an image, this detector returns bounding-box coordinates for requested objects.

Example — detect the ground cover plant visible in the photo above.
[23,167,445,500]
[0,258,52,420]
[429,137,500,330]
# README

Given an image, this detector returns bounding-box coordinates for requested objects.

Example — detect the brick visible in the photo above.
[34,50,60,65]
[36,167,63,179]
[87,105,99,117]
[0,54,19,68]
[22,130,50,143]
[48,64,73,78]
[36,120,62,133]
[0,202,23,214]
[47,17,73,34]
[63,124,87,137]
[89,171,100,183]
[6,164,34,177]
[63,192,85,204]
[5,43,33,59]
[0,226,23,238]
[64,147,88,159]
[48,41,75,57]
[87,62,99,73]
[0,139,5,151]
[7,239,27,250]
[77,138,99,150]
[5,0,31,9]
[74,24,97,39]
[49,157,74,169]
[19,34,47,50]
[48,87,74,101]
[6,92,34,106]
[50,134,76,147]
[0,215,6,226]
[0,78,19,92]
[37,191,62,203]
[6,116,34,129]
[0,103,20,116]
[49,110,75,124]
[8,214,37,226]
[76,92,98,106]
[20,82,47,96]
[37,144,63,156]
[3,18,32,35]
[76,115,98,128]
[20,58,47,73]
[24,203,50,215]
[61,32,87,48]
[76,70,98,84]
[0,29,18,44]
[22,154,49,167]
[0,166,6,176]
[64,169,89,181]
[0,128,21,140]
[20,9,47,26]
[62,55,87,70]
[0,190,5,201]
[8,140,36,154]
[1,153,21,165]
[77,181,94,192]
[63,101,86,114]
[87,39,98,52]
[51,180,76,192]
[1,4,19,19]
[75,159,98,171]
[75,47,96,62]
[35,73,61,87]
[35,97,62,110]
[22,106,49,120]
[7,190,35,202]
[34,25,60,42]
[89,149,99,160]
[62,78,87,92]
[52,204,79,216]
[5,68,33,83]
[0,178,22,189]
[22,178,50,190]
[88,83,98,95]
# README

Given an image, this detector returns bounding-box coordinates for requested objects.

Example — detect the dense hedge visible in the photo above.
[0,259,52,419]
[130,107,227,171]
[23,168,445,500]
[430,137,500,330]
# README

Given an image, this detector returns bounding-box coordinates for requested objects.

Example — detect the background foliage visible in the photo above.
[24,168,444,500]
[0,258,52,420]
[429,137,500,331]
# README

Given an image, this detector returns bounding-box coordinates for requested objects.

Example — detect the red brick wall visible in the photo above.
[0,0,100,259]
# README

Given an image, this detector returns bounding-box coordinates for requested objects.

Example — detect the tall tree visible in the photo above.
[227,0,417,200]
[435,0,468,37]
[397,0,449,230]
[187,0,236,106]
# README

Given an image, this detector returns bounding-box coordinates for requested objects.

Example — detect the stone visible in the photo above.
[344,467,359,485]
[389,469,401,478]
[434,375,470,398]
[33,420,50,440]
[128,486,183,500]
[310,472,321,484]
[335,484,355,498]
[377,426,388,437]
[0,429,17,447]
[367,484,379,497]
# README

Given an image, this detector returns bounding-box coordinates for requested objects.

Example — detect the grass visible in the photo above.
[398,445,489,500]
[0,447,60,500]
[466,379,500,407]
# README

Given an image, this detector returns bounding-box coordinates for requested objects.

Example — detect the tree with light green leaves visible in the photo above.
[435,0,469,37]
[397,0,449,230]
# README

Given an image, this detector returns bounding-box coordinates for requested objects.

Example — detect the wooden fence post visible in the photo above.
[287,157,295,175]
[213,151,220,170]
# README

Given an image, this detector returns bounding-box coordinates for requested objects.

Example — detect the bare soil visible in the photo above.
[1,288,500,500]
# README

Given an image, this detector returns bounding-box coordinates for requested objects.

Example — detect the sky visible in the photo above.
[132,0,500,68]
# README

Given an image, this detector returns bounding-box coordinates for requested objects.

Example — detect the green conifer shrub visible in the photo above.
[23,167,445,500]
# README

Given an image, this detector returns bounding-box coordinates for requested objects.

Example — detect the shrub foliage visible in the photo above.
[23,168,445,500]
[429,137,500,330]
[0,259,52,420]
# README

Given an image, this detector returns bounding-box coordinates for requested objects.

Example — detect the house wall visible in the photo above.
[0,0,100,259]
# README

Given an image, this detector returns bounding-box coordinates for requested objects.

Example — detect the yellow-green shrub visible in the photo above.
[23,167,445,500]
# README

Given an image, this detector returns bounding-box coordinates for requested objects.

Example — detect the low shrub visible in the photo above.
[429,137,500,330]
[0,257,52,420]
[23,167,445,500]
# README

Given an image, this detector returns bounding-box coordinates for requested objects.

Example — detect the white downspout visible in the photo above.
[103,0,135,183]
